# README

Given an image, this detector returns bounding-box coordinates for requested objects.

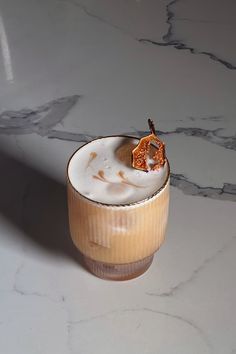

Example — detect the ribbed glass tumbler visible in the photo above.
[67,158,170,281]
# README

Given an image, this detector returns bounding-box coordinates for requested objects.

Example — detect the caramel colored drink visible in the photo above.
[67,135,170,280]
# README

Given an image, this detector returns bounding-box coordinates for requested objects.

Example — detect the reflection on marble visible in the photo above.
[0,0,235,353]
[0,11,13,82]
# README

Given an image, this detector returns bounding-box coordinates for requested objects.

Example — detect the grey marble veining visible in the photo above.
[0,1,235,353]
[13,263,52,301]
[0,96,80,135]
[1,100,235,150]
[131,127,236,151]
[58,0,236,71]
[46,127,236,153]
[139,0,236,70]
[68,308,212,352]
[146,234,236,298]
[0,97,235,202]
[170,173,236,201]
[58,0,131,37]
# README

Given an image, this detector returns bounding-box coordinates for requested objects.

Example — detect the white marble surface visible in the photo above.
[0,0,235,353]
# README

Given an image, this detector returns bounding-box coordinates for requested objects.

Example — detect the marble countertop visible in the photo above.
[0,0,235,353]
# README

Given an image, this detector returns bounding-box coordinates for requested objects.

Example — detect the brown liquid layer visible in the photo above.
[67,177,170,264]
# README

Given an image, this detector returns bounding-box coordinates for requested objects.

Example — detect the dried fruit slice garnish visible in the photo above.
[132,119,166,171]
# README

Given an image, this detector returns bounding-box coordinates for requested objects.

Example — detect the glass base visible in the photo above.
[83,254,154,281]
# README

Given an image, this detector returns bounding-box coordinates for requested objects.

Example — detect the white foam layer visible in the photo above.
[68,136,168,205]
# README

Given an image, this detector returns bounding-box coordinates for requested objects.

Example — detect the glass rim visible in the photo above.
[66,134,170,208]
